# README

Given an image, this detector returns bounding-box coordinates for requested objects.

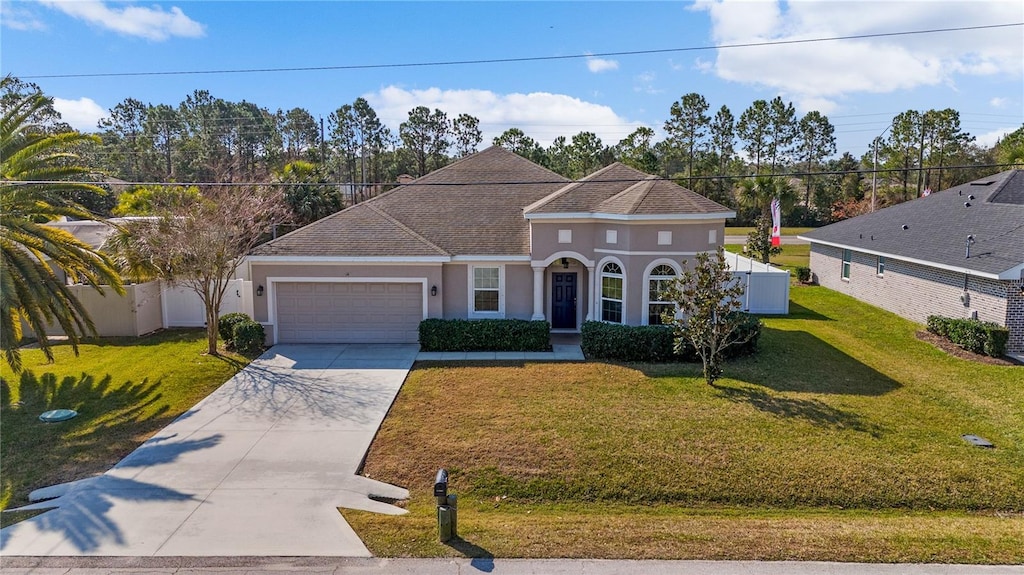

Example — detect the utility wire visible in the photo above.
[23,22,1023,79]
[8,163,1020,188]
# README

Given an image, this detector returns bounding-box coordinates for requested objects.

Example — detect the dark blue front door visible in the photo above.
[552,273,577,329]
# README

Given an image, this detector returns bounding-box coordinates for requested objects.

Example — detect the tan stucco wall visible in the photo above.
[441,264,469,319]
[530,220,724,263]
[248,263,444,324]
[505,263,535,319]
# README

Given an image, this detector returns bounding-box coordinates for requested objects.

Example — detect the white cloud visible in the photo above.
[364,86,646,147]
[989,97,1008,108]
[1,3,46,31]
[975,126,1017,148]
[53,97,106,132]
[633,71,663,95]
[586,58,619,73]
[37,0,204,40]
[693,0,1024,110]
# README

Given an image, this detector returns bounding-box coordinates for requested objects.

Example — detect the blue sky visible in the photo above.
[2,0,1022,159]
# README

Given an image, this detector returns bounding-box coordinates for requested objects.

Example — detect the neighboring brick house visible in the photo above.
[800,170,1024,354]
[247,146,736,344]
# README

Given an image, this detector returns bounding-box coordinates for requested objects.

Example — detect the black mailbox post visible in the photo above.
[435,468,457,542]
[434,469,448,505]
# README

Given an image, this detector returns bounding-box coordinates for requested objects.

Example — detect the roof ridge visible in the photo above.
[524,162,631,214]
[981,169,1020,204]
[364,202,450,256]
[623,176,659,214]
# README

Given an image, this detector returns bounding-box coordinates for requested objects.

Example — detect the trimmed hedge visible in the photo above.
[419,319,550,352]
[582,313,762,363]
[581,321,675,362]
[218,312,250,346]
[796,266,812,283]
[232,320,266,355]
[927,315,1009,357]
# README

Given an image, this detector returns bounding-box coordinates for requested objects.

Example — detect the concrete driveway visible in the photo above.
[0,344,417,557]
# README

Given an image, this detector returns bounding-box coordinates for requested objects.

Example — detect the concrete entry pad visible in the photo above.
[0,344,417,557]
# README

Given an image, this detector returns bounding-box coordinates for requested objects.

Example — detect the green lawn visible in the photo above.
[726,226,815,237]
[0,329,248,522]
[345,286,1024,562]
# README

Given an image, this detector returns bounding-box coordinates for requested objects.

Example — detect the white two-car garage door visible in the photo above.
[275,282,423,344]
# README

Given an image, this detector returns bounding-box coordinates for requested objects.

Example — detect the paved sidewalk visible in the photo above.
[1,557,1021,574]
[0,345,417,557]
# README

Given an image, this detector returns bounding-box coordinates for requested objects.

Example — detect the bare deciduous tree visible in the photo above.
[110,185,290,355]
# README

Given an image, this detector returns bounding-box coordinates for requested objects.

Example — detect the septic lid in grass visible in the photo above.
[962,434,994,448]
[39,409,78,423]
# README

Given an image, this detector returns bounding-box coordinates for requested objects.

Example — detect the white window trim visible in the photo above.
[876,255,886,277]
[468,264,506,318]
[598,256,626,324]
[641,259,680,326]
[841,249,852,281]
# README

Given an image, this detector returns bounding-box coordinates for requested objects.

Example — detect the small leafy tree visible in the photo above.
[663,249,753,385]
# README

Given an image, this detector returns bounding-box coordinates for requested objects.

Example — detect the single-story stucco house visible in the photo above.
[800,169,1024,354]
[247,146,737,344]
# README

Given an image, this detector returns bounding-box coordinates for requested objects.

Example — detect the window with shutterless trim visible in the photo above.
[600,262,623,323]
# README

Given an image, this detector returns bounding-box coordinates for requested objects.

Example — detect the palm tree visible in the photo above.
[735,175,797,264]
[1,76,124,372]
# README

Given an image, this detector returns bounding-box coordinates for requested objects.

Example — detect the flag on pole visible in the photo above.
[770,197,782,247]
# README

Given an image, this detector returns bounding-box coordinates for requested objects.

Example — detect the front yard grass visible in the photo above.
[344,286,1024,563]
[0,329,248,525]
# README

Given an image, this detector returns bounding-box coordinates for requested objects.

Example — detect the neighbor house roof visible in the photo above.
[800,170,1024,280]
[251,146,733,259]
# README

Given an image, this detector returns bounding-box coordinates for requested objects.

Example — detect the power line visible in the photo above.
[22,23,1023,79]
[9,163,1020,188]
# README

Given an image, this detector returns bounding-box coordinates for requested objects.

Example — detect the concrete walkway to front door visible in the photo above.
[0,344,417,557]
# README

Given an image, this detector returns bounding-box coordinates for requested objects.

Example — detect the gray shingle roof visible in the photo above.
[525,162,731,216]
[252,147,732,258]
[800,170,1024,279]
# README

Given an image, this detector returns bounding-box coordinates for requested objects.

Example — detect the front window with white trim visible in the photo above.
[600,262,623,323]
[647,264,677,325]
[470,265,503,316]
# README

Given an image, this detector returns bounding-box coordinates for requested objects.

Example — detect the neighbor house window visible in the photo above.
[471,265,503,316]
[601,262,623,323]
[876,256,886,276]
[647,264,677,325]
[842,249,852,280]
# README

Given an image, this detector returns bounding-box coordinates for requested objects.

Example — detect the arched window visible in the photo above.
[647,264,677,325]
[600,262,623,323]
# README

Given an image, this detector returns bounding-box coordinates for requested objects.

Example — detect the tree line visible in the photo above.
[5,76,1020,228]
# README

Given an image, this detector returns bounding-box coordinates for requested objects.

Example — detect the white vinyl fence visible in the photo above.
[724,252,790,315]
[161,279,254,327]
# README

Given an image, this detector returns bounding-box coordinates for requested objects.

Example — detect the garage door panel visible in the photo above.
[276,282,422,344]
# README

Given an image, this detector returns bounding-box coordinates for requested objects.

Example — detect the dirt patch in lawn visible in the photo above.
[915,330,1021,366]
